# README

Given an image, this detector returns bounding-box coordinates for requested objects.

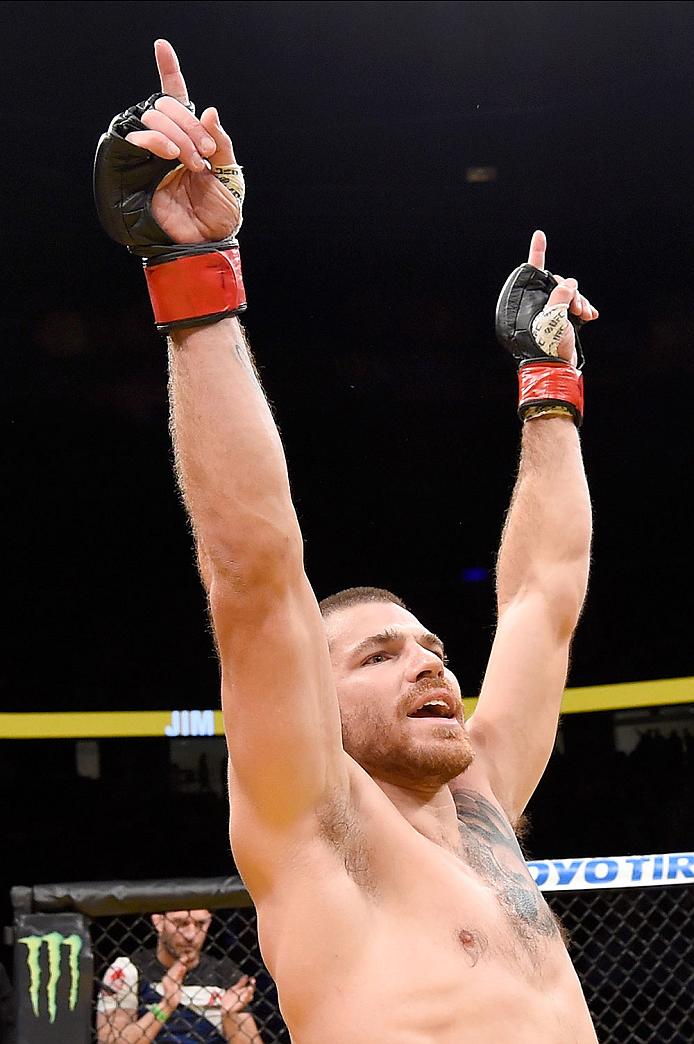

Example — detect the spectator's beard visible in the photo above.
[162,938,201,968]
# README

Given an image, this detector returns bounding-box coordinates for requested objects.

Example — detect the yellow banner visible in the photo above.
[0,677,692,739]
[462,675,693,720]
[0,709,225,739]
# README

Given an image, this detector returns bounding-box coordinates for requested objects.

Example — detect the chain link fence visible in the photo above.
[548,884,693,1043]
[11,855,694,1043]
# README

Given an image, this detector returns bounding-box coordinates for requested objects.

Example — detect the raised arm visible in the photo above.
[168,315,347,842]
[466,231,595,823]
[95,41,347,884]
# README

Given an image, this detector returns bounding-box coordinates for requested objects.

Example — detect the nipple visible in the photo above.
[457,927,487,968]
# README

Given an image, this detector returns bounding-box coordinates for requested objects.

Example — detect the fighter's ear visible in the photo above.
[152,913,163,932]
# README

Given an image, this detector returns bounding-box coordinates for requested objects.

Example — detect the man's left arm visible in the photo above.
[466,231,595,824]
[223,1011,263,1043]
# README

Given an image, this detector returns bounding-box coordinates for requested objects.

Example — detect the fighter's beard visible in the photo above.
[341,687,474,788]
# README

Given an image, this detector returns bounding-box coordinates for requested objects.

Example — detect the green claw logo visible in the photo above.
[18,932,82,1023]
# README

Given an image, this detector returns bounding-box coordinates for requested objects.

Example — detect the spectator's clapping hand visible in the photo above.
[221,973,256,1014]
[159,957,191,1013]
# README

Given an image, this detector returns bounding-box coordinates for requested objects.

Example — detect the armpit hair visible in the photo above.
[514,811,531,849]
[316,787,376,894]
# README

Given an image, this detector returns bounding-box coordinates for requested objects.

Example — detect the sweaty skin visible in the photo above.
[118,38,598,1044]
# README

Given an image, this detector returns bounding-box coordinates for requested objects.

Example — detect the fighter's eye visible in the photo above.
[362,652,389,666]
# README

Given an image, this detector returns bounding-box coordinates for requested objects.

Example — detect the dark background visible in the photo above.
[1,0,693,943]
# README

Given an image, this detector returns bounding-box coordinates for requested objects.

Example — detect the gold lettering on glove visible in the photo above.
[212,165,245,235]
[212,165,245,202]
[524,405,574,421]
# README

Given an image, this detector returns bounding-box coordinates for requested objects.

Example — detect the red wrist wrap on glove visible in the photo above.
[517,359,584,426]
[143,248,246,333]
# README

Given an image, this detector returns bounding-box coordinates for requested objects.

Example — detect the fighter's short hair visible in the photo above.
[319,586,407,618]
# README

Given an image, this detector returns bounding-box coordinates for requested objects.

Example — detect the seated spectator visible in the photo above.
[97,908,263,1043]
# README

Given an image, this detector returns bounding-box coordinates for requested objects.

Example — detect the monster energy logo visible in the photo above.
[18,932,82,1023]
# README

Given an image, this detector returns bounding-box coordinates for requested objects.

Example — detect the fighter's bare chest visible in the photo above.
[346,786,560,964]
[258,788,582,1044]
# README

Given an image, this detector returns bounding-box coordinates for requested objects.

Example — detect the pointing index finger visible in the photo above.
[154,39,189,104]
[527,229,547,271]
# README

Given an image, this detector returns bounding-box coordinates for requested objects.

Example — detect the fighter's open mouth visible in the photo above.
[408,700,455,719]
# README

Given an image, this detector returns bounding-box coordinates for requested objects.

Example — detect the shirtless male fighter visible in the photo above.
[95,39,599,1043]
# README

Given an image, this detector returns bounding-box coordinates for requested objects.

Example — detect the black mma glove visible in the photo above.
[93,93,245,331]
[496,264,585,425]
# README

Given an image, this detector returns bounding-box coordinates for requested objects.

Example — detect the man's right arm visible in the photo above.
[168,314,348,847]
[95,39,349,879]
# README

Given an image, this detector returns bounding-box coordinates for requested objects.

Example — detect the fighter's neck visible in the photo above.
[374,777,461,848]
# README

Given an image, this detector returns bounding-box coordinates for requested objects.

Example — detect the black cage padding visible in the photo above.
[12,876,251,917]
[14,911,93,1044]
